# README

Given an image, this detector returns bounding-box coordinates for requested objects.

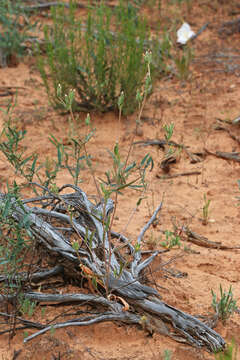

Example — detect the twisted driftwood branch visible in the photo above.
[0,186,225,351]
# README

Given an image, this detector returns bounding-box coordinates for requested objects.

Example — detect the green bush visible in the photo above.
[38,1,159,114]
[0,0,33,67]
[215,340,238,360]
[0,184,32,284]
[211,285,237,323]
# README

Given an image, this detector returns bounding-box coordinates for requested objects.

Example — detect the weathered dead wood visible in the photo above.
[0,311,44,332]
[219,18,240,36]
[156,171,201,180]
[183,227,240,250]
[205,148,240,162]
[134,139,203,164]
[215,124,240,145]
[0,86,26,96]
[15,291,225,350]
[160,154,177,173]
[232,115,240,125]
[189,23,209,43]
[21,2,85,11]
[0,187,225,351]
[0,265,63,284]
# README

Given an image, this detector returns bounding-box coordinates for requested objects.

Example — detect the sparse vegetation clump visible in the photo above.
[38,1,164,114]
[211,285,238,324]
[0,0,34,67]
[161,230,181,248]
[163,349,172,360]
[215,340,238,360]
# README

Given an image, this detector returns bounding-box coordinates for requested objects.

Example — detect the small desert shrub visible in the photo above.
[38,1,162,114]
[211,285,238,324]
[0,184,32,283]
[0,0,34,67]
[215,340,238,360]
[161,230,181,248]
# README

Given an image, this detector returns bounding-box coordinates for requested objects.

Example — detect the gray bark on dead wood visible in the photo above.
[0,187,225,351]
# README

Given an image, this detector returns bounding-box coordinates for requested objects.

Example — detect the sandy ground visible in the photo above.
[0,1,240,359]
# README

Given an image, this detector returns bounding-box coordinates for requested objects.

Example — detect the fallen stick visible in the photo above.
[205,148,240,163]
[189,23,209,43]
[135,139,202,164]
[215,124,240,145]
[183,227,240,250]
[0,265,63,284]
[156,171,201,180]
[21,2,85,11]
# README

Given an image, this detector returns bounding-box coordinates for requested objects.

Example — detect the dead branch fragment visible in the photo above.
[232,115,240,125]
[0,311,44,332]
[156,171,201,180]
[134,139,203,164]
[215,124,240,145]
[0,86,26,97]
[205,148,240,162]
[24,310,141,343]
[0,265,63,284]
[21,2,85,11]
[189,23,209,43]
[219,18,240,36]
[0,187,225,352]
[183,227,240,250]
[160,155,177,173]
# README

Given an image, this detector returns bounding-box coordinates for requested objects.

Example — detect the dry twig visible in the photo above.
[205,148,240,163]
[183,227,240,250]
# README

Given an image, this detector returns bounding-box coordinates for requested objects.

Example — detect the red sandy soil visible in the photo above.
[0,1,240,359]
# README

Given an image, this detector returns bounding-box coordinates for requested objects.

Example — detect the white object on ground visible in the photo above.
[177,23,195,45]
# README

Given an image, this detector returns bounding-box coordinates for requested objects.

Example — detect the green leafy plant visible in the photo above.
[202,193,211,225]
[0,120,38,183]
[211,285,238,324]
[102,143,152,193]
[0,119,92,191]
[163,122,175,161]
[0,183,32,303]
[215,340,238,360]
[161,230,181,248]
[162,349,172,360]
[135,50,153,129]
[48,128,92,188]
[0,91,94,191]
[0,0,34,67]
[162,122,181,165]
[174,46,193,80]
[163,123,174,143]
[38,1,161,114]
[19,297,37,317]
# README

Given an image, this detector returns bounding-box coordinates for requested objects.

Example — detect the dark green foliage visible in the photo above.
[0,122,38,182]
[0,184,32,283]
[0,0,34,66]
[0,119,90,190]
[101,142,154,195]
[215,340,238,360]
[211,285,237,323]
[38,1,157,114]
